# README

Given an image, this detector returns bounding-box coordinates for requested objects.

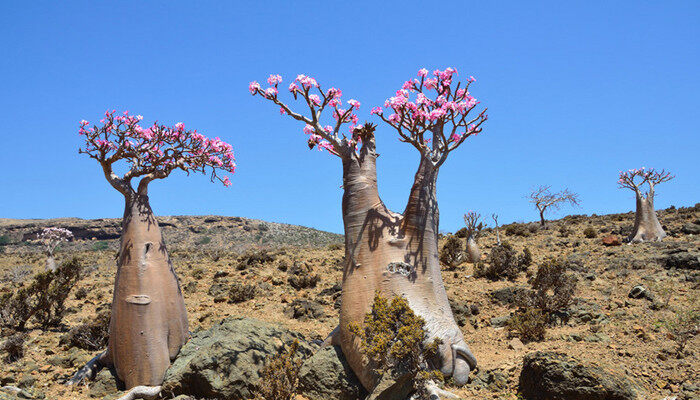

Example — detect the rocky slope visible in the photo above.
[0,204,698,399]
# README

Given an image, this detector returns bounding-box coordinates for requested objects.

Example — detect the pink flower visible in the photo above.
[267,74,282,86]
[265,87,278,97]
[370,106,382,115]
[303,124,314,135]
[348,99,360,109]
[279,107,286,115]
[80,120,89,125]
[418,68,429,77]
[469,75,476,82]
[450,133,461,142]
[388,113,400,123]
[249,81,261,94]
[289,82,299,92]
[222,176,231,187]
[326,88,342,98]
[309,94,321,106]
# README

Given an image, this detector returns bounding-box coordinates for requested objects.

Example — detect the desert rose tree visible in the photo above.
[528,185,580,227]
[463,212,484,263]
[251,68,487,392]
[69,111,235,390]
[37,227,73,272]
[618,168,673,243]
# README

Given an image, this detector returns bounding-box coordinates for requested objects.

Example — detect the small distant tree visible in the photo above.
[70,110,235,389]
[463,212,484,263]
[528,185,580,227]
[36,227,73,272]
[618,168,674,243]
[491,213,501,245]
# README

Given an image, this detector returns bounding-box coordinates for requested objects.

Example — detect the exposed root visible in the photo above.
[114,386,162,400]
[66,350,108,386]
[322,325,341,347]
[409,380,459,400]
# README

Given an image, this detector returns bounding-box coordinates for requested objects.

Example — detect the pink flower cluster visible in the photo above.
[79,110,236,187]
[618,167,674,190]
[372,68,485,145]
[249,74,361,156]
[37,227,73,253]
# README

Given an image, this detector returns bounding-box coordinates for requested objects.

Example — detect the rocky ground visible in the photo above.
[0,205,698,400]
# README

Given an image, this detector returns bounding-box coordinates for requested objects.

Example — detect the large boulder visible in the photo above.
[661,247,700,270]
[162,317,312,400]
[297,345,367,400]
[519,352,638,400]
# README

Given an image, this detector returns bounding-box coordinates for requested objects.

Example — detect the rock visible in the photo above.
[470,368,508,391]
[297,345,367,400]
[628,284,655,301]
[490,286,528,306]
[207,282,229,302]
[661,248,700,270]
[365,372,414,400]
[491,315,511,328]
[162,317,312,400]
[519,351,638,400]
[583,332,611,343]
[681,223,700,235]
[508,338,525,351]
[602,235,622,246]
[88,369,120,398]
[284,299,326,321]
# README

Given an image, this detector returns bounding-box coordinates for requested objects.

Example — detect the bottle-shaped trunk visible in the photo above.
[107,193,188,388]
[339,152,475,390]
[629,193,666,243]
[465,235,481,263]
[45,254,57,272]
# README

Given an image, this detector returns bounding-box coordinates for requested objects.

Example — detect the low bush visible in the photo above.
[506,308,547,342]
[348,293,442,395]
[526,258,577,314]
[288,262,320,289]
[1,333,26,363]
[505,223,530,237]
[583,227,597,238]
[228,282,257,303]
[61,310,110,351]
[662,303,699,356]
[237,249,275,270]
[0,257,82,330]
[254,340,304,400]
[439,235,464,270]
[474,242,530,281]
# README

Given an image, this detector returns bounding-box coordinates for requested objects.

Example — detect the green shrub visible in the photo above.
[91,241,109,251]
[0,235,11,246]
[506,309,547,342]
[254,340,304,400]
[348,293,442,394]
[662,303,699,356]
[583,227,597,238]
[474,242,530,281]
[439,235,464,270]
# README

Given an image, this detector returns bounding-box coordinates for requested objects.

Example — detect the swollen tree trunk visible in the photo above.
[629,191,666,243]
[465,235,481,263]
[106,191,189,388]
[45,254,57,272]
[338,138,475,390]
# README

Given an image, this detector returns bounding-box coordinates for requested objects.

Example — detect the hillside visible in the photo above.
[0,204,698,400]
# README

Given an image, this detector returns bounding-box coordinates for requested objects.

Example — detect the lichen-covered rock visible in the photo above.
[519,351,638,400]
[161,317,312,400]
[297,345,367,400]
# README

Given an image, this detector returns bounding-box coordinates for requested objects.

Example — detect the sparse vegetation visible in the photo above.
[287,261,320,289]
[254,340,304,400]
[1,333,26,363]
[0,257,82,330]
[662,302,699,357]
[61,310,110,351]
[228,282,257,303]
[237,249,275,270]
[439,234,464,269]
[583,226,597,238]
[506,308,547,342]
[474,242,531,281]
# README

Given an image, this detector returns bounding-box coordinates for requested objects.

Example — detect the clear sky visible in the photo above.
[1,1,698,234]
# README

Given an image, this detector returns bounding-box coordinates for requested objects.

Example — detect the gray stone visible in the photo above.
[297,345,367,400]
[681,223,700,235]
[519,351,638,400]
[366,372,414,400]
[162,317,312,400]
[662,248,700,270]
[490,286,528,306]
[491,315,511,328]
[88,369,120,398]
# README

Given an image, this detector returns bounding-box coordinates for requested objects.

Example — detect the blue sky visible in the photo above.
[1,1,698,234]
